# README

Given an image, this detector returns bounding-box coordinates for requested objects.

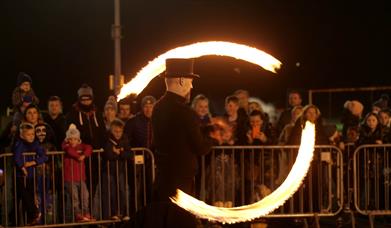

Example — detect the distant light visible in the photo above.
[296,62,301,67]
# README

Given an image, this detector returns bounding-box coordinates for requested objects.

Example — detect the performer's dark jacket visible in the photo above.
[151,91,215,202]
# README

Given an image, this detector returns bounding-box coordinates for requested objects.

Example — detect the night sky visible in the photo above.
[1,0,389,115]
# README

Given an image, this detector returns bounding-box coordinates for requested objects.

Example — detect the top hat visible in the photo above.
[162,58,199,78]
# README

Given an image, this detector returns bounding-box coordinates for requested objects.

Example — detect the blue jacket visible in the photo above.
[13,138,48,178]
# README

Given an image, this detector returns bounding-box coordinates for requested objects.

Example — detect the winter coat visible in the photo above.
[125,113,153,149]
[341,109,361,141]
[65,102,106,149]
[102,134,132,176]
[12,87,39,108]
[13,138,47,178]
[357,126,383,146]
[43,113,67,150]
[276,107,293,134]
[62,141,93,182]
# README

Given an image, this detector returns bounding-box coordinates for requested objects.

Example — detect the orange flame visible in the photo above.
[117,41,282,101]
[171,121,315,224]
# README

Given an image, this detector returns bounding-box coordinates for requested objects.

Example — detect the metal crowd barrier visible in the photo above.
[353,144,391,228]
[199,145,344,227]
[2,144,371,227]
[339,142,357,228]
[0,148,155,227]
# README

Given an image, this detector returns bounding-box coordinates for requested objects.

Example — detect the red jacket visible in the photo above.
[62,141,92,182]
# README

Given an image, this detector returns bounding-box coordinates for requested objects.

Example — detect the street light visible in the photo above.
[112,0,122,95]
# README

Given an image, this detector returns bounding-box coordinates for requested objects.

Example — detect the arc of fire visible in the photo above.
[117,41,315,224]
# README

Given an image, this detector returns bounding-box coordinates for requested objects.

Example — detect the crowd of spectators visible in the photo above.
[0,72,390,226]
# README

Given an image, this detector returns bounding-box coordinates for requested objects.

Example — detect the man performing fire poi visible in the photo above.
[140,58,221,227]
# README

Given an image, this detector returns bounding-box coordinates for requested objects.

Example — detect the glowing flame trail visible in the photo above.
[117,41,314,223]
[171,121,315,224]
[117,41,282,101]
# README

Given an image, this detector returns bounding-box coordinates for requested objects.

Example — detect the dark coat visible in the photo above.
[357,126,383,146]
[276,107,293,134]
[13,138,48,178]
[43,112,67,150]
[341,109,361,141]
[102,134,132,175]
[65,103,106,149]
[151,92,215,201]
[125,113,153,149]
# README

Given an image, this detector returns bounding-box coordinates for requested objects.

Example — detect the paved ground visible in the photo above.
[201,214,391,228]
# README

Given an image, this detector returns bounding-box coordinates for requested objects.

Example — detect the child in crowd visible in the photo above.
[12,72,39,110]
[102,119,131,221]
[62,124,95,222]
[13,122,47,225]
[357,112,383,146]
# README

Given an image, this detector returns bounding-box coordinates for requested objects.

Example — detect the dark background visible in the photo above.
[1,0,389,115]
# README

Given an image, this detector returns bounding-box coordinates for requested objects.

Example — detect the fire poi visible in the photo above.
[117,41,315,224]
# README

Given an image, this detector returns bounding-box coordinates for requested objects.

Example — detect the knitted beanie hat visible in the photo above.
[66,124,80,140]
[141,95,156,107]
[17,72,32,86]
[77,84,93,99]
[104,96,118,112]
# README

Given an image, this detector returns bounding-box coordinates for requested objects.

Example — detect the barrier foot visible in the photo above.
[350,211,356,228]
[303,218,309,228]
[369,214,375,228]
[314,214,320,228]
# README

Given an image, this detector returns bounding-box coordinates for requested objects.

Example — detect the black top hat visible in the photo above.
[162,58,199,78]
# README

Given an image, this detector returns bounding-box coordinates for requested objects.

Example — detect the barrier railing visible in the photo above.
[8,144,389,227]
[200,145,344,227]
[0,147,155,227]
[353,144,391,228]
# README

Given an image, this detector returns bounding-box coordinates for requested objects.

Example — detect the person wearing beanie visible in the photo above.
[62,124,95,222]
[124,95,156,208]
[103,96,118,130]
[65,84,106,219]
[66,84,106,149]
[12,72,39,110]
[125,95,156,149]
[77,84,94,100]
[140,95,156,109]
